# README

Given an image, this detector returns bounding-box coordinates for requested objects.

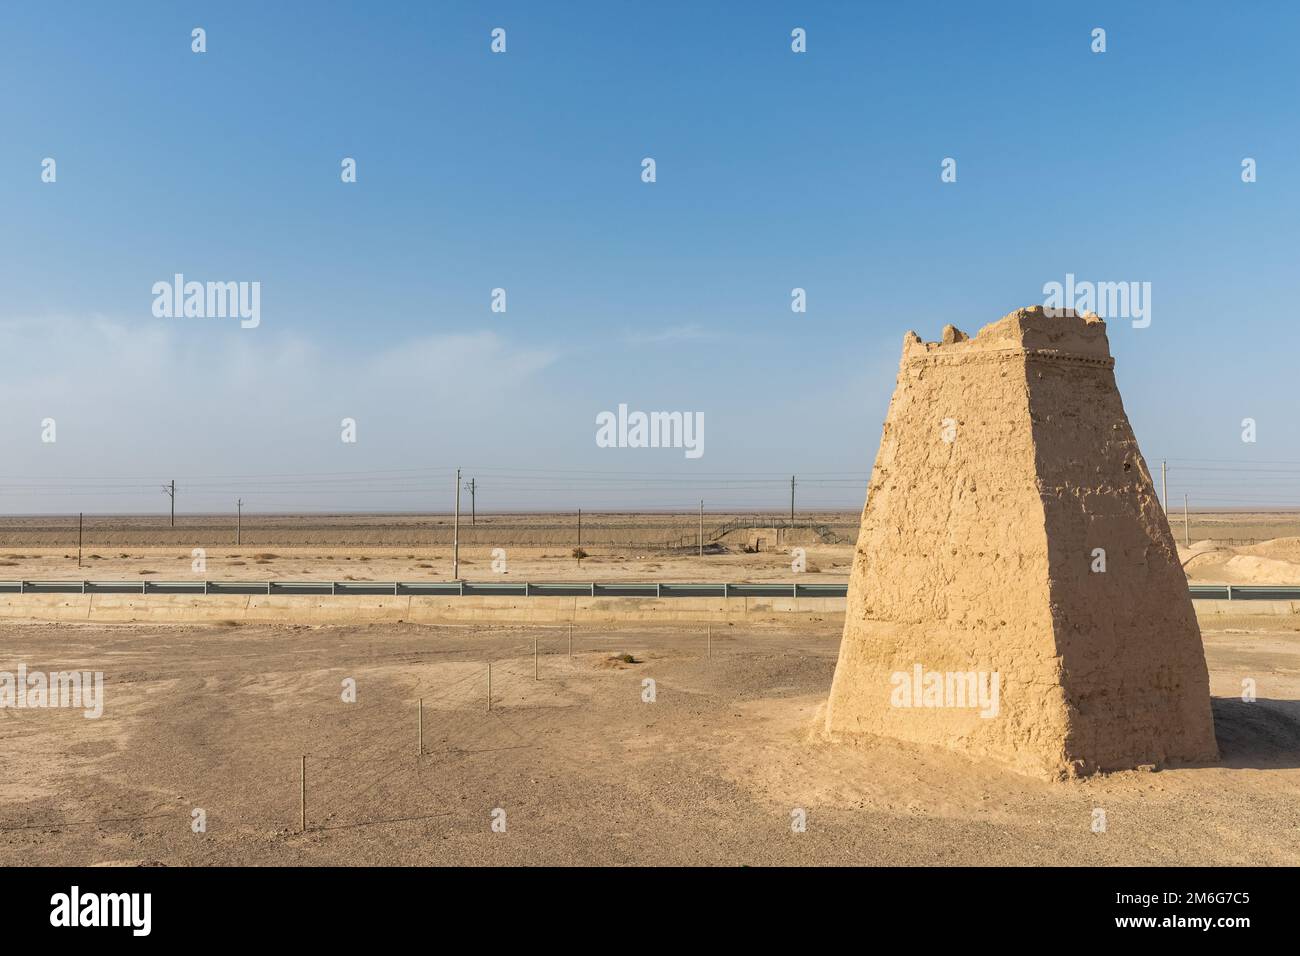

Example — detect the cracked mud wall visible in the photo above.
[1029,341,1217,772]
[825,307,1217,778]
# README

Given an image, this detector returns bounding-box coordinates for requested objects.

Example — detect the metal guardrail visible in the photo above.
[0,580,1293,600]
[0,579,847,598]
[1187,584,1300,601]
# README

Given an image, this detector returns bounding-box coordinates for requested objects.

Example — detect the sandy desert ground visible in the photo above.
[2,510,1298,866]
[0,615,1297,866]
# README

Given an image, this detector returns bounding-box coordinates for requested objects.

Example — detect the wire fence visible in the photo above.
[0,624,778,839]
[0,458,1298,551]
[0,510,862,551]
[0,466,871,513]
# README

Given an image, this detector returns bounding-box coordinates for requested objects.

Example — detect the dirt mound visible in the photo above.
[1223,555,1300,584]
[1239,536,1300,563]
[1181,549,1300,584]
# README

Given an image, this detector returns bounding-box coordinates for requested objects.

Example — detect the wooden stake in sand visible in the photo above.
[707,624,711,660]
[418,697,423,755]
[534,634,539,679]
[300,755,306,833]
[486,662,492,712]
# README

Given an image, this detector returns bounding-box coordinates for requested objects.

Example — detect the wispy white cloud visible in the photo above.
[623,324,718,346]
[0,316,560,509]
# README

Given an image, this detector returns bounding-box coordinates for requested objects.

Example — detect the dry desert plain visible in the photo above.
[1,511,1298,865]
[1,508,1298,585]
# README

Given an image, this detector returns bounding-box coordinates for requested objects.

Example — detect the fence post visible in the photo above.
[418,698,423,755]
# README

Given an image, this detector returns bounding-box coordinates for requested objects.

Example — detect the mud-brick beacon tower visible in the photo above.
[824,307,1218,777]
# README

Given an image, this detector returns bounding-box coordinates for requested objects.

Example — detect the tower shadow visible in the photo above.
[1210,697,1300,769]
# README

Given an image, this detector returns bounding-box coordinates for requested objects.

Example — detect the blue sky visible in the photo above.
[1,1,1297,513]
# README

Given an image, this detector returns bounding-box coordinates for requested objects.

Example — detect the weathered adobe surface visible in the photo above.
[824,306,1218,778]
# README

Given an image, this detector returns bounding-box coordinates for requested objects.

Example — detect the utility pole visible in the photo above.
[790,475,796,524]
[699,500,704,558]
[1161,459,1167,515]
[464,477,477,525]
[453,468,461,579]
[236,499,243,546]
[77,512,83,568]
[162,480,175,528]
[1184,493,1190,548]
